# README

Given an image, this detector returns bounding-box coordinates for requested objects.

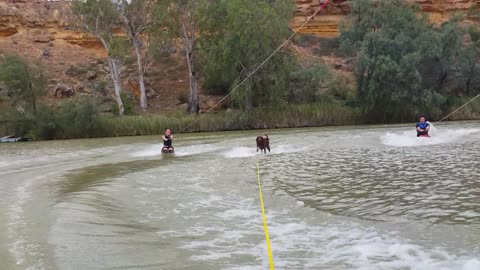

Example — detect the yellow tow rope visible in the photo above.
[256,160,275,270]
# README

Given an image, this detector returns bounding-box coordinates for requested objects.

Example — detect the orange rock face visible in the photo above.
[291,0,480,37]
[0,0,478,110]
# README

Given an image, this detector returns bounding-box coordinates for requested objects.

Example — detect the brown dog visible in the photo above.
[256,134,270,154]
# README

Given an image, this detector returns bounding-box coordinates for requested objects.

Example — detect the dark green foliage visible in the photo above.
[198,0,295,109]
[57,96,100,138]
[2,97,101,140]
[458,26,480,96]
[339,0,469,122]
[0,54,46,115]
[112,92,135,116]
[289,65,354,104]
[32,105,58,139]
[3,106,58,140]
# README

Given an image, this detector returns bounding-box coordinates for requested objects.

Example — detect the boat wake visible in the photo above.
[381,123,480,147]
[175,145,223,157]
[221,144,302,158]
[131,144,220,157]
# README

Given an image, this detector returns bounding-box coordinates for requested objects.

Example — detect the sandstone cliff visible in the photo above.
[0,0,207,111]
[291,0,480,37]
[0,0,478,111]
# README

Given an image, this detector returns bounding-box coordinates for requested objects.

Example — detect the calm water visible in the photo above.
[0,122,479,270]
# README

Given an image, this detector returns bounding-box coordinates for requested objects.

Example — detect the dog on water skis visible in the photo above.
[256,134,270,154]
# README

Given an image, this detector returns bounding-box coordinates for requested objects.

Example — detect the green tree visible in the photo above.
[58,96,100,138]
[198,0,294,109]
[340,0,450,122]
[459,26,480,95]
[71,0,126,116]
[0,54,46,115]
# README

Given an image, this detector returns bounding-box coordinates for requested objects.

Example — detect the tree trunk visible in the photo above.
[186,57,199,113]
[132,37,148,111]
[245,88,253,110]
[25,67,36,115]
[465,61,475,96]
[108,58,125,116]
[119,11,148,111]
[96,35,124,116]
[181,19,199,114]
[29,82,36,115]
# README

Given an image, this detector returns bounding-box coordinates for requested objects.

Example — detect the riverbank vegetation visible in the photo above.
[1,0,480,140]
[2,99,361,139]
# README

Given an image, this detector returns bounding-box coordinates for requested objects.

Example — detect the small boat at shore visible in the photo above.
[0,135,31,143]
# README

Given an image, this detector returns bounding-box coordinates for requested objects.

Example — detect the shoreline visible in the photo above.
[2,111,479,142]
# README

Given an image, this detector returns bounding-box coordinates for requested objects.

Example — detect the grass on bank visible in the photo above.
[95,103,364,137]
[1,102,363,140]
[2,96,480,140]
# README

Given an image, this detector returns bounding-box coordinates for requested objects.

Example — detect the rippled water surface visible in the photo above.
[1,122,479,270]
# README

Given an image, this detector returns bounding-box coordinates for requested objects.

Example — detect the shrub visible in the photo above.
[65,65,90,76]
[177,92,189,104]
[92,80,109,95]
[289,65,354,104]
[112,92,135,115]
[57,96,100,138]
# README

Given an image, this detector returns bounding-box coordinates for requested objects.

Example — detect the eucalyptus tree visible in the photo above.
[119,0,153,111]
[154,0,200,113]
[71,0,125,116]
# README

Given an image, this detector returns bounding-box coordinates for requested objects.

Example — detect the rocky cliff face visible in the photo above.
[0,0,478,110]
[0,1,107,99]
[0,0,194,110]
[292,0,480,37]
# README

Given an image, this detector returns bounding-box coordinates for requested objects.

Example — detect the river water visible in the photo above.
[0,122,479,270]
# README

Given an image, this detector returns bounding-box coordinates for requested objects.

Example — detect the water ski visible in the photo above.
[162,147,174,154]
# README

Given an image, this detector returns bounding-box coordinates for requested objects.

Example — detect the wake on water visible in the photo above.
[131,143,303,159]
[131,144,222,157]
[130,123,479,157]
[221,144,302,158]
[381,122,480,147]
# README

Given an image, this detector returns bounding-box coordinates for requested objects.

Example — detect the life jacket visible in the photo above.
[416,122,429,130]
[164,135,172,147]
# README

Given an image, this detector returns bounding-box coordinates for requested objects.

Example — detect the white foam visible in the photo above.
[274,144,304,154]
[130,144,164,157]
[222,147,259,158]
[381,123,480,147]
[180,196,480,270]
[463,259,480,270]
[0,161,10,169]
[131,144,220,157]
[7,174,50,270]
[175,145,222,157]
[222,144,303,158]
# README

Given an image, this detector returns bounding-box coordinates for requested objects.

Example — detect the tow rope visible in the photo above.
[436,94,480,123]
[256,160,274,269]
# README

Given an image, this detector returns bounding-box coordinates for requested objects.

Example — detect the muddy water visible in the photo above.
[0,122,479,270]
